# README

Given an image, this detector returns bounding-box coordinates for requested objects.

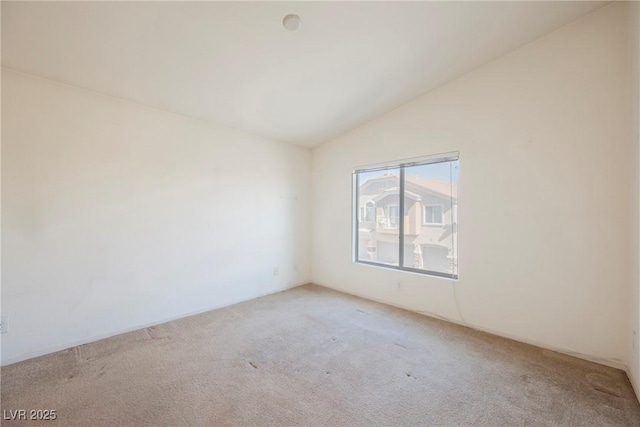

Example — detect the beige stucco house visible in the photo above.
[357,174,458,275]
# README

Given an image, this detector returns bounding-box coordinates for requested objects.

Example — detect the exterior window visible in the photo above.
[354,153,459,279]
[360,202,375,222]
[423,205,443,225]
[385,204,399,229]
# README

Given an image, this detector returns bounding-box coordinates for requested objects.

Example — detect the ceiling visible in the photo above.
[2,1,608,147]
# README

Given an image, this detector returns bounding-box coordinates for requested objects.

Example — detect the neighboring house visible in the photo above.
[358,173,458,275]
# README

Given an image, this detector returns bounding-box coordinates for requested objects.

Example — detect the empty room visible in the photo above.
[2,1,640,425]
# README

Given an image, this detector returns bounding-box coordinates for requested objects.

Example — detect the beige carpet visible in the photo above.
[1,284,639,426]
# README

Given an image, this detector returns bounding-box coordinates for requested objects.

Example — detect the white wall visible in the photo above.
[312,3,632,368]
[629,0,640,396]
[1,69,311,365]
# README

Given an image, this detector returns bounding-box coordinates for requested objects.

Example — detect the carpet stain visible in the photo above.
[586,373,628,398]
[394,343,407,349]
[593,385,622,398]
[248,361,258,369]
[74,346,85,363]
[143,328,154,340]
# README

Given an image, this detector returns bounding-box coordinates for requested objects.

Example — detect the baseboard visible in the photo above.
[626,367,640,405]
[312,281,626,372]
[1,281,308,367]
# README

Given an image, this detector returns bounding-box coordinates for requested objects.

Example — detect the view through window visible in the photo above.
[354,155,459,279]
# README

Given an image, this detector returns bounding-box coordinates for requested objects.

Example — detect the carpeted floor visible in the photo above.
[2,284,640,426]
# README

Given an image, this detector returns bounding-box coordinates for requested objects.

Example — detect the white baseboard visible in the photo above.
[1,281,308,367]
[626,367,640,405]
[312,281,626,371]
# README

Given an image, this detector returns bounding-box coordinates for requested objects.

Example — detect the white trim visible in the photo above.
[422,204,444,226]
[1,282,309,367]
[626,367,640,404]
[312,282,626,371]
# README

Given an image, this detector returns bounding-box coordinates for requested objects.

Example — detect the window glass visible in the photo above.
[356,169,400,267]
[354,155,458,279]
[403,160,458,276]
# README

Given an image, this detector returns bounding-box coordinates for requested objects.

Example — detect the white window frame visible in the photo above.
[423,204,444,226]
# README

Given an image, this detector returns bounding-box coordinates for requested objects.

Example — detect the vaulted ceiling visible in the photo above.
[2,1,608,147]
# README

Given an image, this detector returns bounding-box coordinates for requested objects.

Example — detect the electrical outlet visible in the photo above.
[273,267,279,276]
[0,316,8,334]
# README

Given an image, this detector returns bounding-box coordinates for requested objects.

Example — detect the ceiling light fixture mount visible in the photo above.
[283,14,301,31]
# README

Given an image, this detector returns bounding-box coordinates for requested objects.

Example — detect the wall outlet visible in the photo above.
[0,316,8,334]
[273,267,279,276]
[397,281,404,291]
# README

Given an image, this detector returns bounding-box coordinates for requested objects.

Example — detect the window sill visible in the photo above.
[353,259,458,280]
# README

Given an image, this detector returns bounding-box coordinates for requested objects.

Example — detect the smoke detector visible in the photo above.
[283,14,302,31]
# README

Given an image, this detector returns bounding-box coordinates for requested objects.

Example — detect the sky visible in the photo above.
[359,160,459,184]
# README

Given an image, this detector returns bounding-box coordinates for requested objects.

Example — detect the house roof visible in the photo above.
[405,176,458,199]
[373,188,421,204]
[361,174,457,200]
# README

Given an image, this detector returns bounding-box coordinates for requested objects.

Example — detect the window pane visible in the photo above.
[356,168,400,266]
[424,206,433,223]
[434,206,443,224]
[402,160,458,276]
[365,203,375,222]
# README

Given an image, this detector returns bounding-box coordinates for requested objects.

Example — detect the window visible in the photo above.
[385,204,399,229]
[354,153,459,279]
[359,202,375,222]
[423,205,443,225]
